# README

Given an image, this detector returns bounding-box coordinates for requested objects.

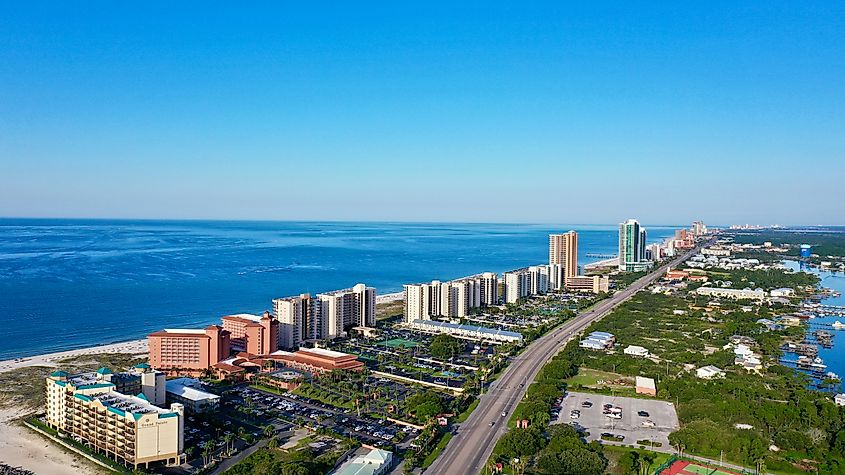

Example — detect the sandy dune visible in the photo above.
[0,409,103,475]
[0,340,148,374]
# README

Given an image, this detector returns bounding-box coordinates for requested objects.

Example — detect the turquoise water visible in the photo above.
[0,219,675,359]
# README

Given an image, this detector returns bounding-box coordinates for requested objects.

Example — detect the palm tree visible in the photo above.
[638,453,655,475]
[201,440,214,467]
[267,435,279,450]
[263,424,275,439]
[223,432,235,456]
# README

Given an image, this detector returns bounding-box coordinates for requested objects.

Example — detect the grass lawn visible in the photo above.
[566,367,633,388]
[421,432,452,469]
[455,399,479,423]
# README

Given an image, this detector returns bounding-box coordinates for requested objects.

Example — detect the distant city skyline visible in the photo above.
[2,2,844,225]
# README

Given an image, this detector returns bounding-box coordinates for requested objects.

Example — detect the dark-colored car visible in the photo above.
[638,411,650,417]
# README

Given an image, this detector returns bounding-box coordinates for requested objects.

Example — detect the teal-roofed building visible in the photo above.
[45,369,184,470]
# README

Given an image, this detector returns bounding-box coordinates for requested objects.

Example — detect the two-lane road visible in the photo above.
[426,243,708,475]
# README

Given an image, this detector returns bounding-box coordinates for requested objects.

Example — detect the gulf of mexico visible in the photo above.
[0,219,676,359]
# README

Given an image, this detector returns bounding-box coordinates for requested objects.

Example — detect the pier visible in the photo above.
[781,342,818,357]
[779,357,828,374]
[801,304,845,317]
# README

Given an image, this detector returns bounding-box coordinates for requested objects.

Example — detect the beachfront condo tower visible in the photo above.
[549,231,578,290]
[273,293,318,350]
[404,273,498,322]
[618,219,650,271]
[316,283,376,339]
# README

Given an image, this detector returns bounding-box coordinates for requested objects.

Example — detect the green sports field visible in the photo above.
[684,466,737,475]
[381,338,419,348]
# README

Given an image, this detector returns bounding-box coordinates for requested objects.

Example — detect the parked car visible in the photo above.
[638,410,650,417]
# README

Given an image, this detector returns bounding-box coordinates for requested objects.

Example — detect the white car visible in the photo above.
[641,420,655,427]
[501,411,507,417]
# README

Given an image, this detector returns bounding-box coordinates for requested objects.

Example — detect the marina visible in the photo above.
[781,260,845,392]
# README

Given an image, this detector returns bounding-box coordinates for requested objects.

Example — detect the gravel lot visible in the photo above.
[552,391,679,449]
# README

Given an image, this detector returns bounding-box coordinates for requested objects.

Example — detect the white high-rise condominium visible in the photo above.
[503,270,530,304]
[316,283,376,339]
[273,293,317,350]
[403,273,498,323]
[618,219,649,271]
[528,265,550,295]
[503,265,549,304]
[646,243,662,262]
[549,231,578,290]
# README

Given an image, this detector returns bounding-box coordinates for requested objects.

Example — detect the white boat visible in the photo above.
[832,321,845,330]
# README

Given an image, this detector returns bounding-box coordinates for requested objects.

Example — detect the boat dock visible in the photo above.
[781,342,819,357]
[779,356,828,374]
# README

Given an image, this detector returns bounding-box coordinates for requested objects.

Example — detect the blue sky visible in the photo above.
[1,2,843,225]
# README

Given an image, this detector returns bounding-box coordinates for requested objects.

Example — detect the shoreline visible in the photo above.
[0,340,148,374]
[0,293,406,373]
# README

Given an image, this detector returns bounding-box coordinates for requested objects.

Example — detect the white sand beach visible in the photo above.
[0,409,103,475]
[0,339,148,374]
[376,291,404,304]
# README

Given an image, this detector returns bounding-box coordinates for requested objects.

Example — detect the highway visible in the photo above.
[425,242,708,475]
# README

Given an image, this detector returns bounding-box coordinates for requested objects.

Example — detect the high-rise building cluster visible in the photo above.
[503,265,549,303]
[404,273,498,323]
[273,284,375,350]
[672,229,696,250]
[148,283,376,374]
[404,229,613,316]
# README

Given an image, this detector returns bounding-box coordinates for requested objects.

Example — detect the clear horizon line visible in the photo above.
[2,215,842,228]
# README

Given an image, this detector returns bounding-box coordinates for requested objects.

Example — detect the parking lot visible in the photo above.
[232,386,417,449]
[553,391,679,449]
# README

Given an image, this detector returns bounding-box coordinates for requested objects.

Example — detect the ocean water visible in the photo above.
[0,219,676,359]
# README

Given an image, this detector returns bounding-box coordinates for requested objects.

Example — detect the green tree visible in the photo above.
[494,428,545,460]
[430,334,464,360]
